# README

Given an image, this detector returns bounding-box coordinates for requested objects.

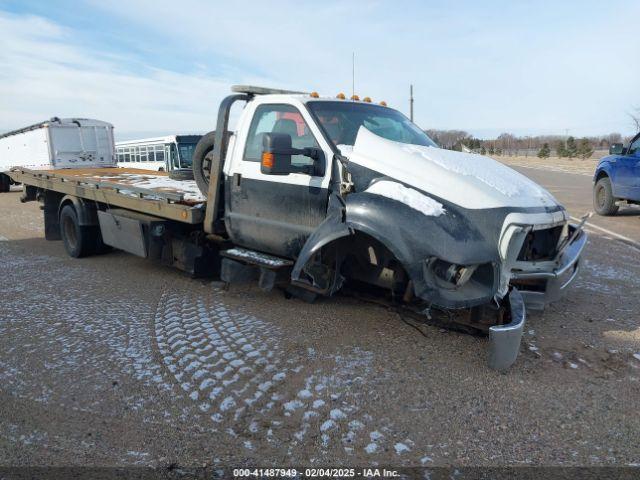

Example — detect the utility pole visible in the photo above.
[352,52,355,100]
[410,84,414,122]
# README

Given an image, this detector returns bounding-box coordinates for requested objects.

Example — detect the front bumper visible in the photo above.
[488,288,526,371]
[487,224,587,371]
[510,224,588,310]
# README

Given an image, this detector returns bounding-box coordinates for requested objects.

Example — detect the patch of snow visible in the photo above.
[633,353,640,362]
[219,396,236,411]
[348,420,364,430]
[312,399,325,409]
[369,430,383,441]
[297,389,313,400]
[284,400,304,412]
[365,443,378,454]
[224,248,289,267]
[365,180,445,217]
[320,420,337,432]
[394,442,410,454]
[303,411,319,421]
[330,409,347,420]
[113,173,206,202]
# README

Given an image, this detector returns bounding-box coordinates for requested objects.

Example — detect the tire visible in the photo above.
[169,168,194,181]
[192,131,216,195]
[593,176,619,216]
[59,205,98,258]
[0,174,10,193]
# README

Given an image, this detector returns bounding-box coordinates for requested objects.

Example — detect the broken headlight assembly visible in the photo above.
[429,259,478,289]
[424,258,496,296]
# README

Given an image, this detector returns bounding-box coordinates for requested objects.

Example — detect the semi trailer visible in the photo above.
[7,85,587,371]
[0,117,115,192]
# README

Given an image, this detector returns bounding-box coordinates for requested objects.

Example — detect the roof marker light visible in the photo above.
[310,91,319,98]
[363,96,372,103]
[379,101,387,106]
[351,95,360,101]
[336,93,346,99]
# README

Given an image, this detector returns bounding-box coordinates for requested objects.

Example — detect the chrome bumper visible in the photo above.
[488,288,526,371]
[510,225,588,310]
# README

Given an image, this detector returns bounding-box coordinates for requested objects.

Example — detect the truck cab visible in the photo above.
[221,94,333,257]
[593,132,640,215]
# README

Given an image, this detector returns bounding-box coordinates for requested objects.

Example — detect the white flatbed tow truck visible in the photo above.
[7,85,588,370]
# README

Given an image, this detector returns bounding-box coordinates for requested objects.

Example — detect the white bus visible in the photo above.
[115,135,202,171]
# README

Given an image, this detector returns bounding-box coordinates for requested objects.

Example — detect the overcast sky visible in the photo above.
[1,0,638,140]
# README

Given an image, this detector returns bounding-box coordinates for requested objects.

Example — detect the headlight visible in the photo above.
[427,258,478,289]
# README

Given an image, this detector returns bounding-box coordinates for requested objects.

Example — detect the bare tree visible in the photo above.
[630,106,640,133]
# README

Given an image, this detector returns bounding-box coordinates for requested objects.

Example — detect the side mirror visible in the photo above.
[260,133,325,176]
[609,143,624,155]
[261,133,294,175]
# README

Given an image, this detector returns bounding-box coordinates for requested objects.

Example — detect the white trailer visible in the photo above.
[0,117,115,192]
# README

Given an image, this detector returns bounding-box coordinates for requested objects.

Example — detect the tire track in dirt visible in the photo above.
[153,290,412,459]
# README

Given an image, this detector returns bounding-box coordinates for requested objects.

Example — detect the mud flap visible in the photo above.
[488,288,526,372]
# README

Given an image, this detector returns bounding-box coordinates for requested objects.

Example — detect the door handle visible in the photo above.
[232,173,242,192]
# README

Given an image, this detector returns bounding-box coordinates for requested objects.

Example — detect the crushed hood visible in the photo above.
[340,127,559,210]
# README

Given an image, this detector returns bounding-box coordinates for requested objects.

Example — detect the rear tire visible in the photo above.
[59,205,98,258]
[0,174,10,193]
[593,177,618,216]
[192,131,216,195]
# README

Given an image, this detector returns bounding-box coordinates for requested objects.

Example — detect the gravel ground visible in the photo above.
[0,186,639,468]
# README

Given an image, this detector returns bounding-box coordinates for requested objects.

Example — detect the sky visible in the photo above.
[0,0,638,141]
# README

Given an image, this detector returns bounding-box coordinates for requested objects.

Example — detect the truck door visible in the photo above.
[612,135,640,198]
[627,134,640,201]
[225,103,331,258]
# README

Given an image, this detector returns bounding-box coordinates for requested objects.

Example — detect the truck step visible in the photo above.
[221,247,293,269]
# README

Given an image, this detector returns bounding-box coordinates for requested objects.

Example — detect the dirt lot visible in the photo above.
[1,178,639,469]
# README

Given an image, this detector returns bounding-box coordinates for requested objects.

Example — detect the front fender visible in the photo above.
[594,158,620,194]
[293,191,501,308]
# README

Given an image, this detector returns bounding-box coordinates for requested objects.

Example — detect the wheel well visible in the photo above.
[595,170,609,182]
[307,230,409,295]
[57,195,99,226]
[58,198,76,217]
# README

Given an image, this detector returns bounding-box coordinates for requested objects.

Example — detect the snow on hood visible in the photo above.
[340,128,559,210]
[366,180,445,216]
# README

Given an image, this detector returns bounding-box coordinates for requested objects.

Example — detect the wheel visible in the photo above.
[0,174,10,193]
[169,168,194,181]
[192,131,216,195]
[593,176,618,216]
[59,205,98,258]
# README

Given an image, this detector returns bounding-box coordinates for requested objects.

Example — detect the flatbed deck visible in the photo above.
[9,167,206,224]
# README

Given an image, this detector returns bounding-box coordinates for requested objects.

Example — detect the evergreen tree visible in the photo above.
[556,142,567,158]
[578,138,593,159]
[480,146,486,155]
[537,143,551,158]
[566,136,578,158]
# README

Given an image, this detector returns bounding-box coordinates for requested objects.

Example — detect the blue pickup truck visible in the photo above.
[593,132,640,215]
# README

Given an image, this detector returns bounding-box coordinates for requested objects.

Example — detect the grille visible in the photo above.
[517,225,563,261]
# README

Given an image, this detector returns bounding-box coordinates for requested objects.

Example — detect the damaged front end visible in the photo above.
[499,215,588,310]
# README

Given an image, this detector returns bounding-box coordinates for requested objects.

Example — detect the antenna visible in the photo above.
[410,84,414,122]
[351,52,355,99]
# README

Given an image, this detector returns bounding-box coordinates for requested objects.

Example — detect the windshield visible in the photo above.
[177,143,197,168]
[307,101,437,148]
